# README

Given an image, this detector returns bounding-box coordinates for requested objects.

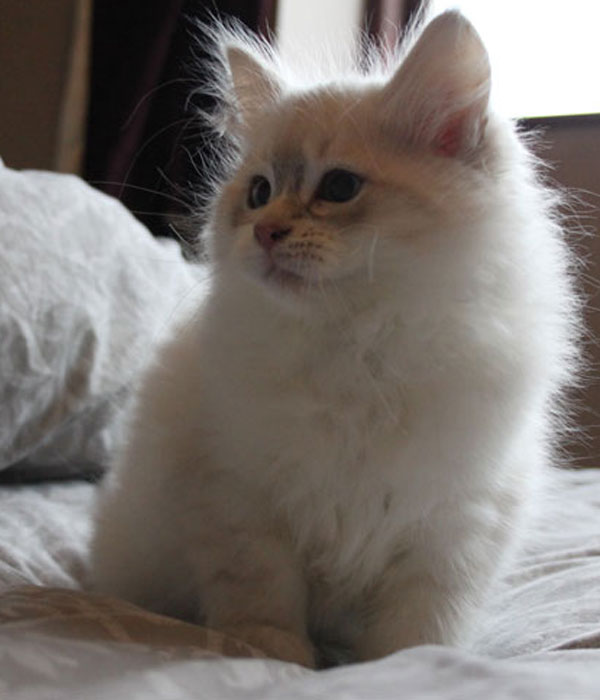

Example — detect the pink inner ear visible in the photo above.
[435,114,464,157]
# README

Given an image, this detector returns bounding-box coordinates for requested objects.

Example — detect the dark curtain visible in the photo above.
[85,0,275,246]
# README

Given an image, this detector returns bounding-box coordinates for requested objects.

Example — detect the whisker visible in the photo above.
[121,78,197,131]
[89,181,193,209]
[367,233,380,284]
[120,117,199,199]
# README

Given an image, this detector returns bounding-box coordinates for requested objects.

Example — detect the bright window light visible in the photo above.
[277,0,599,119]
[276,0,363,68]
[430,1,600,118]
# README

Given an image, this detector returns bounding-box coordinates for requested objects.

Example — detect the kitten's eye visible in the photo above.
[248,176,272,209]
[315,169,363,203]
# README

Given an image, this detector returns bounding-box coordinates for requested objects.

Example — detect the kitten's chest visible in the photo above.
[203,317,422,589]
[223,337,409,511]
[223,334,407,474]
[207,310,411,475]
[279,463,413,595]
[256,321,406,425]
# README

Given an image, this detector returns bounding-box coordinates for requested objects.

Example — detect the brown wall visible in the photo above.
[0,0,91,173]
[528,116,600,466]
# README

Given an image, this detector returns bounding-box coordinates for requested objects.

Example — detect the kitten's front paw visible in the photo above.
[222,623,316,668]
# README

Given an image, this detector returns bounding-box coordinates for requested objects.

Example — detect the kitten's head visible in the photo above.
[207,11,495,312]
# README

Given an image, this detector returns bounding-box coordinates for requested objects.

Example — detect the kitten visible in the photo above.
[90,11,579,667]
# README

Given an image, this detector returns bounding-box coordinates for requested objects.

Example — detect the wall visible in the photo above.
[530,117,600,466]
[0,0,90,173]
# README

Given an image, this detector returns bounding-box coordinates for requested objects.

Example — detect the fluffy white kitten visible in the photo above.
[91,11,579,667]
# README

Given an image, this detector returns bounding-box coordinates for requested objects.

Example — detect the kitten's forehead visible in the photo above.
[256,88,369,175]
[271,153,304,191]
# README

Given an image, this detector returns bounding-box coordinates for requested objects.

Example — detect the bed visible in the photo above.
[2,160,600,698]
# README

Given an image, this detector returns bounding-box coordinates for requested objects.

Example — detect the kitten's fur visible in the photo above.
[91,12,579,667]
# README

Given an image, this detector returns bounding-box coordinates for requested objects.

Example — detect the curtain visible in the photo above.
[85,0,275,244]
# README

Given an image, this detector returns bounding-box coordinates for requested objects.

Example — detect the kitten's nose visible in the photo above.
[254,222,292,251]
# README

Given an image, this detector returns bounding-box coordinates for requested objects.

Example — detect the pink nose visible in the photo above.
[254,222,292,251]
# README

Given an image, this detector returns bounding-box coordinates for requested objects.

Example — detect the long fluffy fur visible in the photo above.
[90,11,581,667]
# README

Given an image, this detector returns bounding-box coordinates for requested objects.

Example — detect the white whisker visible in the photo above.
[367,233,379,284]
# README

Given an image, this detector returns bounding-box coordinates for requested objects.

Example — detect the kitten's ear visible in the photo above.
[226,45,282,125]
[381,11,490,158]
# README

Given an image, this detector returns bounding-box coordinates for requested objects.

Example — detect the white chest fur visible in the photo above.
[191,280,468,594]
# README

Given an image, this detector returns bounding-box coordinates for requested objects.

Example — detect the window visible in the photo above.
[277,0,600,119]
[276,0,363,67]
[430,1,600,118]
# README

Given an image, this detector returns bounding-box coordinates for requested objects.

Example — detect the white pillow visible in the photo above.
[0,160,200,477]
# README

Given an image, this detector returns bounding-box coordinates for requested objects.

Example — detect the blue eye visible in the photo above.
[248,176,271,209]
[316,169,363,203]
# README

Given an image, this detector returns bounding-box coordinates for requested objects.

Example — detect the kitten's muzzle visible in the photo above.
[254,222,292,252]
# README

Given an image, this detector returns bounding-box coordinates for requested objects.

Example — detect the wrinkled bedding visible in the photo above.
[2,468,600,698]
[0,159,201,479]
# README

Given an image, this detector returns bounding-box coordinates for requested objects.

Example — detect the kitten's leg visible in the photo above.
[355,494,520,660]
[195,532,315,668]
[93,458,314,665]
[355,569,471,660]
[91,484,200,620]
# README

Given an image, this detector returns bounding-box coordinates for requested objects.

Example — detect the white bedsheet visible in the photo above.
[0,483,92,591]
[2,469,600,698]
[3,639,600,700]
